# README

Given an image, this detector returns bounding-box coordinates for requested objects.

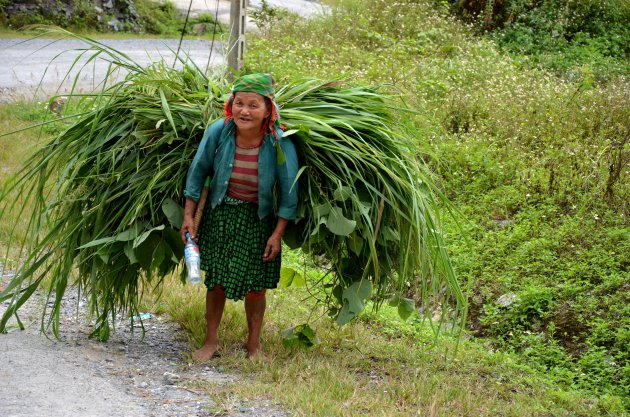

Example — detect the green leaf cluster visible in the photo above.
[0,28,465,340]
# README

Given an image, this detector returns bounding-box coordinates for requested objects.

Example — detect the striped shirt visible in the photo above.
[227,142,260,203]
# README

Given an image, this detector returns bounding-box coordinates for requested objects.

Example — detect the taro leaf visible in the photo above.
[79,222,147,249]
[282,224,303,249]
[133,225,166,249]
[162,227,184,262]
[332,284,343,304]
[279,267,305,288]
[389,295,416,320]
[151,240,167,272]
[333,186,353,202]
[124,241,139,264]
[347,232,364,256]
[162,199,184,229]
[357,201,371,218]
[134,234,162,270]
[114,222,148,242]
[315,204,331,218]
[326,206,356,237]
[335,280,372,325]
[282,323,318,349]
[96,245,112,264]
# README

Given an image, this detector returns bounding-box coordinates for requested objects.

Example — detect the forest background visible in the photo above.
[0,0,628,416]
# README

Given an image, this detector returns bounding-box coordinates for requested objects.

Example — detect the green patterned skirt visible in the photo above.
[197,195,280,300]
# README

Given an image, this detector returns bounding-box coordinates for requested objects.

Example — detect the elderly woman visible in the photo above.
[180,74,298,360]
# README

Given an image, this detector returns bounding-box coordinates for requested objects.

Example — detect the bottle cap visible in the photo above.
[185,232,190,239]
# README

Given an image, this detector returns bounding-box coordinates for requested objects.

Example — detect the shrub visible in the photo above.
[442,0,630,78]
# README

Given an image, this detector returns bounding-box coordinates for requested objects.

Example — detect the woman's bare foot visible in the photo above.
[192,343,219,362]
[246,342,261,359]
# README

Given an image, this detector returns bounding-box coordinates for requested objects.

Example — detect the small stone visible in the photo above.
[163,371,181,385]
[497,293,518,307]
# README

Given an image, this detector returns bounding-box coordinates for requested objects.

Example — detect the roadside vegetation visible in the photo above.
[0,0,628,415]
[245,0,628,411]
[0,0,222,36]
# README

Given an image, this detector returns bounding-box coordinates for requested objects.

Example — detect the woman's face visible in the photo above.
[232,92,270,132]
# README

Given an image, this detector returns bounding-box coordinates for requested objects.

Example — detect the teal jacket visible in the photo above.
[184,119,299,220]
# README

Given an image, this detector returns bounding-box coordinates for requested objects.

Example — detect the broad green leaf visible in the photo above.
[115,222,147,242]
[279,267,306,288]
[389,295,416,320]
[135,234,162,270]
[347,232,364,256]
[133,225,166,249]
[282,225,303,249]
[282,323,318,349]
[162,199,184,229]
[124,241,138,264]
[326,206,356,236]
[333,186,353,202]
[336,281,372,325]
[397,298,416,320]
[162,227,184,261]
[382,226,401,242]
[151,240,166,272]
[314,203,331,217]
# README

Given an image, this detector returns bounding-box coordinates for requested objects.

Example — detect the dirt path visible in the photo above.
[0,270,286,417]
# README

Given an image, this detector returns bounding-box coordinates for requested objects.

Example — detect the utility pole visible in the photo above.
[228,0,246,75]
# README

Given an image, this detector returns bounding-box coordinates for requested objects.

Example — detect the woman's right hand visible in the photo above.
[180,214,196,243]
[181,198,199,243]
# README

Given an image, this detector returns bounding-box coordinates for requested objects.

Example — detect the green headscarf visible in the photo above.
[231,73,275,99]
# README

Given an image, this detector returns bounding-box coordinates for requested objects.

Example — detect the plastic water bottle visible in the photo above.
[184,232,202,284]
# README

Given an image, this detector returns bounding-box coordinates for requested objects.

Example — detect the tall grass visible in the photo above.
[0,28,465,342]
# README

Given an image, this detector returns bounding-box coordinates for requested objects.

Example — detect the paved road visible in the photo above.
[0,0,327,102]
[175,0,327,21]
[0,38,224,102]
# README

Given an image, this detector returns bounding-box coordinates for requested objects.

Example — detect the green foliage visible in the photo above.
[246,0,628,409]
[135,0,180,35]
[1,0,102,31]
[134,0,222,36]
[250,0,292,36]
[282,323,318,349]
[0,28,464,342]
[442,0,630,78]
[0,0,221,35]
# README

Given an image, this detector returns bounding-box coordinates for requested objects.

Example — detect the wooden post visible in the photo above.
[228,0,246,75]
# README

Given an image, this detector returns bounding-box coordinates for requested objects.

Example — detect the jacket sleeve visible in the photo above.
[275,133,299,220]
[184,120,224,202]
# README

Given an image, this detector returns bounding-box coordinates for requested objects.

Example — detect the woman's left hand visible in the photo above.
[263,234,282,262]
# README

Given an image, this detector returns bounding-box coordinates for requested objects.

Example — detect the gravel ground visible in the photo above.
[0,269,288,417]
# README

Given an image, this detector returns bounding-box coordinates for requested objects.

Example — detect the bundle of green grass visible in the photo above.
[0,36,465,340]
